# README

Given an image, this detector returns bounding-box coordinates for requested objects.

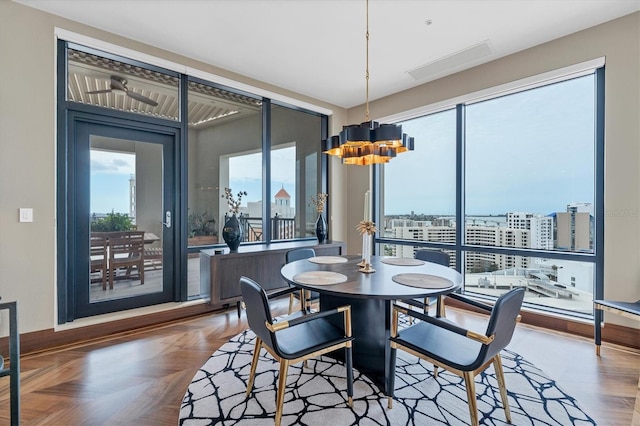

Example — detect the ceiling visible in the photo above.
[16,0,640,108]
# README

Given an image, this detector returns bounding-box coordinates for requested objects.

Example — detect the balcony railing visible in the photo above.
[240,214,297,242]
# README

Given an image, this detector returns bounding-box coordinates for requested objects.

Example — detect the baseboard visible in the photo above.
[9,295,639,356]
[16,302,226,356]
[445,296,640,350]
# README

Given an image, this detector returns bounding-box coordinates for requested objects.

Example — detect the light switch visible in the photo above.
[19,208,33,223]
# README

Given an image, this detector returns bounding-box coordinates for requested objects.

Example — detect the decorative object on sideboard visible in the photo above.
[221,188,247,252]
[311,193,328,243]
[222,213,243,252]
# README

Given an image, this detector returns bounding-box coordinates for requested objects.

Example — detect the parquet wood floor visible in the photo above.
[0,299,637,425]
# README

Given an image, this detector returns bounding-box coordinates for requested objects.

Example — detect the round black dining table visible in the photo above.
[280,254,463,394]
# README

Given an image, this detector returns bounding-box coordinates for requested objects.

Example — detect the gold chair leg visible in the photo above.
[387,396,393,409]
[493,355,512,423]
[246,338,262,396]
[436,295,446,317]
[433,365,439,378]
[275,360,289,426]
[300,289,306,312]
[288,293,294,314]
[463,371,479,426]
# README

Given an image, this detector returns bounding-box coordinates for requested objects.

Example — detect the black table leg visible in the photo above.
[320,294,391,394]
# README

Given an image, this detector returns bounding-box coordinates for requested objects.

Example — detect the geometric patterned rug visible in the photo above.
[179,329,596,425]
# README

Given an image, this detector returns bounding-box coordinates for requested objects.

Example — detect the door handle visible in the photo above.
[162,211,172,228]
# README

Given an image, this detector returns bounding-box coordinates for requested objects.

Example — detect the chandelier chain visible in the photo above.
[365,0,370,121]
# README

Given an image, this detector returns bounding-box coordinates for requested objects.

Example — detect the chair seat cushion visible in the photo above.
[276,319,351,360]
[594,299,640,317]
[393,320,483,371]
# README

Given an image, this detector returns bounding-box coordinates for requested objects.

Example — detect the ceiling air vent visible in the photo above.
[408,40,493,81]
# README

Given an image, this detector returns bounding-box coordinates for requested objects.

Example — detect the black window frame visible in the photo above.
[56,40,329,322]
[374,67,605,320]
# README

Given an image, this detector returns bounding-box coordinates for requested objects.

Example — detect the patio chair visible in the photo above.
[388,287,525,426]
[90,233,109,290]
[241,276,353,426]
[108,231,145,289]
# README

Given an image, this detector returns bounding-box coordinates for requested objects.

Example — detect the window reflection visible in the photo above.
[185,95,323,297]
[270,105,322,240]
[67,48,179,120]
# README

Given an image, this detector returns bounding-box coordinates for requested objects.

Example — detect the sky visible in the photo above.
[228,146,296,207]
[90,146,296,215]
[91,75,596,218]
[91,150,135,214]
[384,74,596,216]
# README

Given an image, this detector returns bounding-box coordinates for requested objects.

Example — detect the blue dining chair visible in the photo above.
[388,287,525,426]
[241,276,354,426]
[400,249,451,319]
[285,248,320,313]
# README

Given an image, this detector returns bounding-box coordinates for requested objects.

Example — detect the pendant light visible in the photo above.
[323,0,414,166]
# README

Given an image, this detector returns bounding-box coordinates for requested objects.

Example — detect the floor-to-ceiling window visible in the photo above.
[380,108,457,264]
[270,104,325,241]
[185,81,264,298]
[184,81,327,299]
[58,42,329,318]
[378,66,602,318]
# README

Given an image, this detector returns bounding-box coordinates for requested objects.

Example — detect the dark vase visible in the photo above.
[222,213,243,252]
[315,213,327,243]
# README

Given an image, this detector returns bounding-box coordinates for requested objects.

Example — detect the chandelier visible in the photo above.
[323,0,414,166]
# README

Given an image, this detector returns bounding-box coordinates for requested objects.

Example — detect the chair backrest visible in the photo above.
[240,276,278,351]
[285,248,316,264]
[90,234,108,256]
[414,249,450,267]
[477,287,525,366]
[109,231,145,259]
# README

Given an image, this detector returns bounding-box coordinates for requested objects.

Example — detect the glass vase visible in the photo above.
[359,233,375,273]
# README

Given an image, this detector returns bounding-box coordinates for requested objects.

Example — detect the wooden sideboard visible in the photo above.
[200,240,345,315]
